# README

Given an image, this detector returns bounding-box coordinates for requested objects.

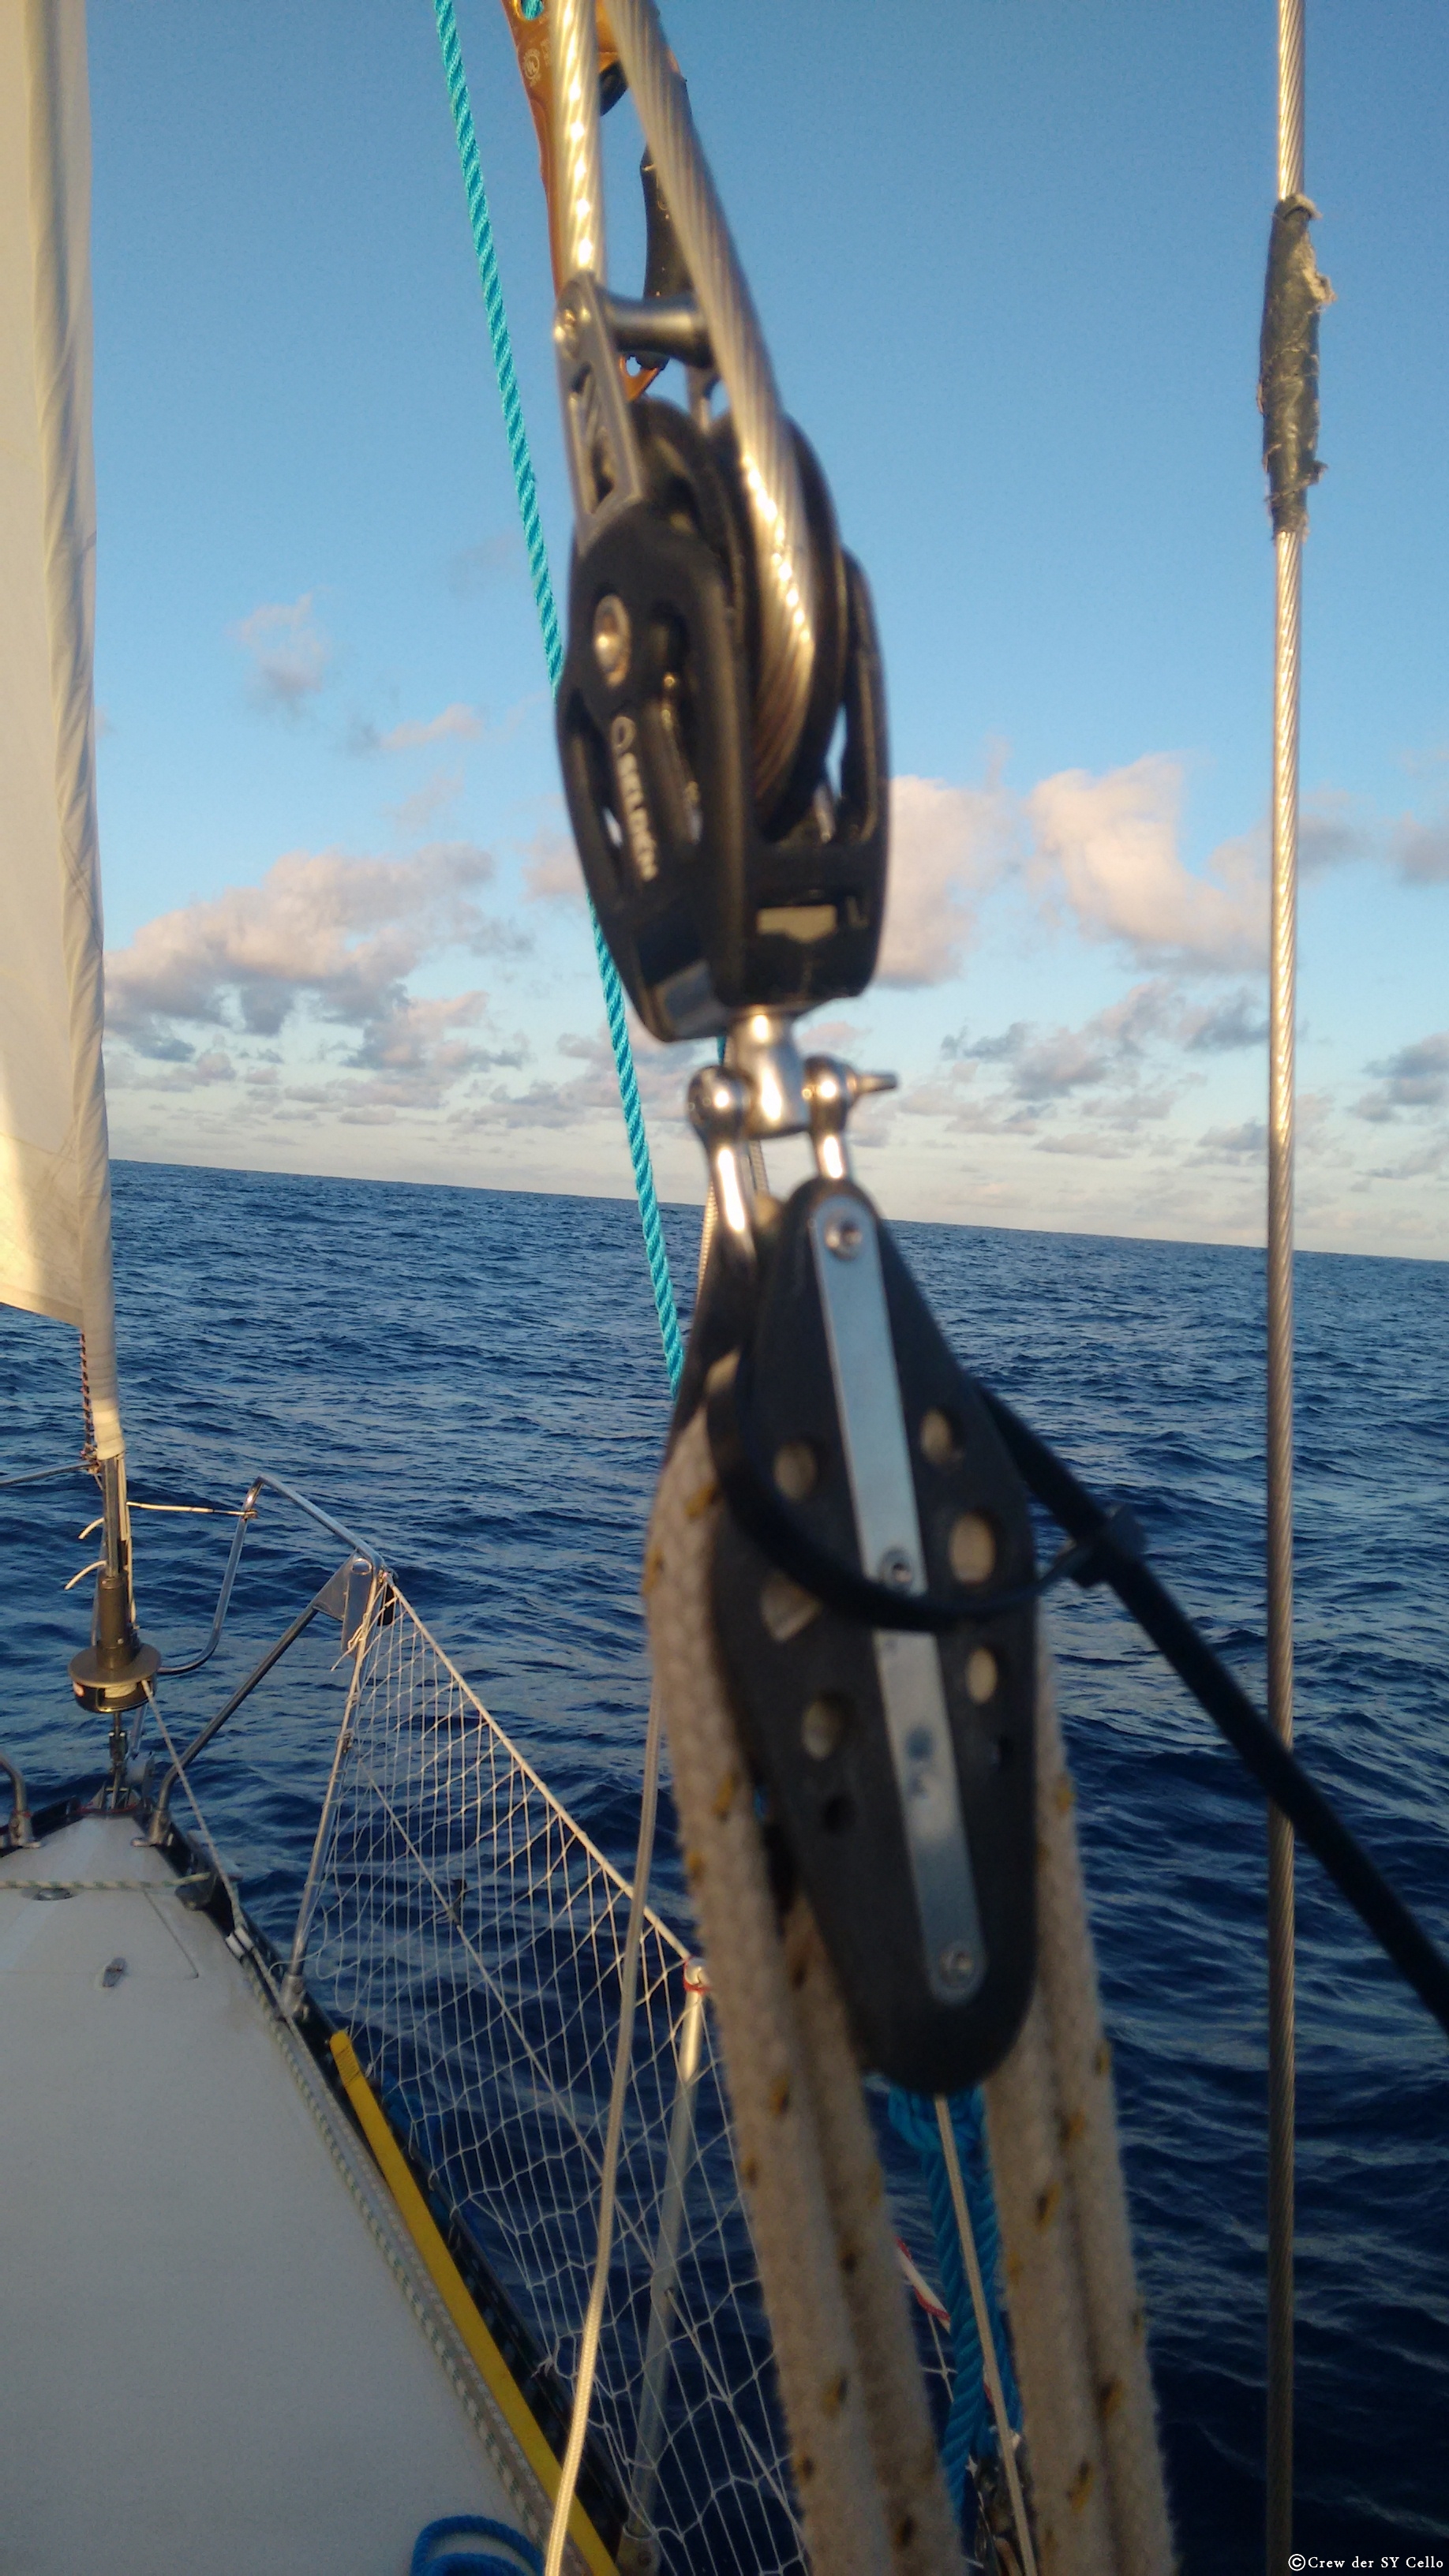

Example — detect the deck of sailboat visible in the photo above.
[0,1809,541,2576]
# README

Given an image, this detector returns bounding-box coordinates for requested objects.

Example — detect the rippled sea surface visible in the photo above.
[3,1160,1447,2567]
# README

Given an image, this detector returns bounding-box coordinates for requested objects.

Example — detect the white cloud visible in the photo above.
[386,771,463,838]
[99,723,1449,1251]
[1393,814,1449,884]
[1180,990,1269,1052]
[875,754,1448,995]
[109,1048,238,1095]
[1034,1127,1138,1161]
[939,976,1254,1108]
[342,992,526,1105]
[451,1018,705,1139]
[519,775,1017,962]
[521,829,585,904]
[1299,792,1371,876]
[1010,1025,1115,1101]
[230,592,330,715]
[875,776,1016,986]
[1026,756,1267,972]
[801,1015,871,1056]
[505,755,1365,1005]
[1354,1030,1449,1121]
[874,758,1286,989]
[1365,1137,1449,1182]
[447,533,520,598]
[377,703,484,753]
[917,978,1230,1147]
[1189,1118,1267,1164]
[352,692,541,762]
[106,841,521,1055]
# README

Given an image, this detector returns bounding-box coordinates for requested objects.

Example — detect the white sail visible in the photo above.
[0,0,121,1457]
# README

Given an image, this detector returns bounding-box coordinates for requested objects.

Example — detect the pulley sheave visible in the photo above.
[556,400,887,1041]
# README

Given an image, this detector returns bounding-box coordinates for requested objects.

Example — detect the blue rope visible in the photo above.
[433,0,683,1395]
[411,2514,542,2574]
[887,2087,1021,2526]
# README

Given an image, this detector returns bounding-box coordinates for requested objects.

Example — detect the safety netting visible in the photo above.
[303,1573,804,2574]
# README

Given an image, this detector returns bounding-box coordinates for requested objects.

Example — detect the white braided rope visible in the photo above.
[646,1413,963,2575]
[782,1897,963,2572]
[983,1642,1173,2575]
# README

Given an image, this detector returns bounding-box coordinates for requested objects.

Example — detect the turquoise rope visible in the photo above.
[433,0,683,1395]
[887,2087,1021,2525]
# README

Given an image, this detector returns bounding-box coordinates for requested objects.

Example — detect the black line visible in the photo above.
[979,1386,1449,2048]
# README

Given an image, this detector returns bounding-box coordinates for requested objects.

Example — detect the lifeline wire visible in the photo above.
[545,1686,665,2576]
[141,1679,280,2010]
[432,0,683,1395]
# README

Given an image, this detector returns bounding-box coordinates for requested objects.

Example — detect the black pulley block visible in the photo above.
[556,399,888,1042]
[705,1177,1038,2093]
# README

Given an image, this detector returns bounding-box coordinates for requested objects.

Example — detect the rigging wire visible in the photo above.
[1264,2,1318,2555]
[140,1678,281,2010]
[605,0,818,811]
[432,0,683,1394]
[548,0,605,284]
[1265,521,1299,2576]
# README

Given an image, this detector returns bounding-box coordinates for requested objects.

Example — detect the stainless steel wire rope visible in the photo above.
[549,0,606,284]
[1265,539,1299,2573]
[608,0,816,810]
[1267,2,1307,2560]
[549,0,818,812]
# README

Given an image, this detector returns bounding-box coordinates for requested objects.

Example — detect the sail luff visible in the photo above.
[1,0,122,1458]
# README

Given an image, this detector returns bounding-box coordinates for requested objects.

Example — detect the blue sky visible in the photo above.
[88,2,1449,1254]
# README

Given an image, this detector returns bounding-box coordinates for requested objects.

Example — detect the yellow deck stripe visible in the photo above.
[329,2030,617,2576]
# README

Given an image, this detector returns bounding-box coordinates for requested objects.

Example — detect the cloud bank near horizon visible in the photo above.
[100,751,1449,1249]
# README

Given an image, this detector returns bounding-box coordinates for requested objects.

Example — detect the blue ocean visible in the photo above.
[3,1159,1447,2568]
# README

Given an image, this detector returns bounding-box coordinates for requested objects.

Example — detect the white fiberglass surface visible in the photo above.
[0,1814,525,2576]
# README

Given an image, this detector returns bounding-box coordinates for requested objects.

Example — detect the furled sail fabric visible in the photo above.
[0,0,122,1456]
